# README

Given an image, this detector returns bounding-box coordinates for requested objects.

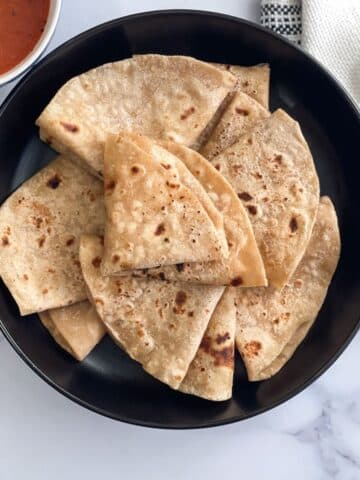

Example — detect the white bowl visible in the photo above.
[0,0,62,86]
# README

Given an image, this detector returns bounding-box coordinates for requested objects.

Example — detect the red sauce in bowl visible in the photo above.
[0,0,50,75]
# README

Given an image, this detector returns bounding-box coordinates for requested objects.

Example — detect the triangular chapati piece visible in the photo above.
[102,133,228,275]
[215,63,270,108]
[133,141,267,287]
[39,301,106,361]
[200,92,270,160]
[194,63,270,151]
[210,109,320,288]
[0,156,104,315]
[79,235,225,389]
[36,54,236,176]
[179,287,236,401]
[235,197,340,381]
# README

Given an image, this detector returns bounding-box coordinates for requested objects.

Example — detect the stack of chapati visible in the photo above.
[0,55,340,401]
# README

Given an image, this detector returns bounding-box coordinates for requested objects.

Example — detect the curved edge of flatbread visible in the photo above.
[235,196,340,381]
[179,287,236,401]
[39,301,106,361]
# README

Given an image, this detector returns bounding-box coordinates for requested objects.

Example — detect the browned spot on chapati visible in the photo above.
[42,288,48,294]
[199,336,211,353]
[238,192,253,201]
[158,272,166,281]
[294,279,303,288]
[174,375,182,381]
[176,263,185,272]
[60,121,79,132]
[242,80,250,87]
[160,163,171,170]
[66,237,75,246]
[200,335,234,368]
[99,235,104,246]
[2,235,9,246]
[274,154,283,164]
[73,260,81,268]
[48,268,55,273]
[216,332,231,344]
[94,298,104,305]
[92,256,101,268]
[214,164,220,171]
[172,305,185,315]
[290,217,298,232]
[166,181,180,189]
[131,166,140,174]
[23,274,28,281]
[106,180,116,191]
[37,235,46,247]
[155,223,165,236]
[188,311,194,317]
[32,217,43,229]
[180,106,195,120]
[247,205,257,215]
[87,190,96,202]
[244,341,262,357]
[112,255,120,263]
[235,107,249,116]
[213,347,234,367]
[46,174,61,189]
[175,291,187,306]
[231,276,243,286]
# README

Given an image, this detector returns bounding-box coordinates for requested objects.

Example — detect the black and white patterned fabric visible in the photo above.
[260,0,302,45]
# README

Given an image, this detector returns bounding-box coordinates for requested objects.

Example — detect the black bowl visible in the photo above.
[0,10,359,429]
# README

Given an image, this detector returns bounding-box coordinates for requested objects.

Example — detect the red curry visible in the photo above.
[0,0,50,75]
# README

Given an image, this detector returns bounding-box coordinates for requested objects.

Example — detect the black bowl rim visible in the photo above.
[0,9,359,430]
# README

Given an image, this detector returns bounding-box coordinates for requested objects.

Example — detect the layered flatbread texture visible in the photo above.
[215,63,270,108]
[0,156,104,315]
[179,287,236,401]
[200,91,270,160]
[39,301,105,361]
[80,234,225,389]
[102,133,228,275]
[36,54,236,175]
[235,197,340,381]
[210,109,320,288]
[130,140,267,287]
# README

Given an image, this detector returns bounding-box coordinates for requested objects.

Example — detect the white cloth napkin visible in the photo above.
[261,0,360,106]
[302,0,360,106]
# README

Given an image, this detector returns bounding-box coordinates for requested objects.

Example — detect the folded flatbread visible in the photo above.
[134,141,267,287]
[102,133,228,275]
[194,63,270,152]
[210,109,320,288]
[235,196,340,381]
[0,156,104,315]
[36,54,236,175]
[215,63,270,109]
[39,301,106,361]
[79,234,224,389]
[179,287,236,401]
[200,91,270,160]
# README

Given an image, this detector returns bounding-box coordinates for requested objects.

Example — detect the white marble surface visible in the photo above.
[1,2,359,479]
